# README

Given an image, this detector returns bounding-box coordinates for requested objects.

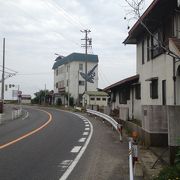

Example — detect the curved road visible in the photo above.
[0,107,92,180]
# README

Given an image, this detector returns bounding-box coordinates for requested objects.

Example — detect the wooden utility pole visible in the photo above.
[1,38,5,101]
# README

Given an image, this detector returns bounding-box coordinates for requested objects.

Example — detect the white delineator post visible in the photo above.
[129,139,134,180]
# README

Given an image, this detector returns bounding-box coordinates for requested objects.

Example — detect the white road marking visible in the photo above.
[85,128,90,131]
[78,138,86,142]
[58,160,73,172]
[85,124,89,127]
[59,114,93,180]
[71,146,81,153]
[83,132,89,136]
[84,122,89,124]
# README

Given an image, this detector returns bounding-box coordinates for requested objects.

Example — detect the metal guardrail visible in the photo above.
[86,109,134,180]
[86,109,119,131]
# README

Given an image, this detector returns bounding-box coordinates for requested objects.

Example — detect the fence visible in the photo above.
[12,107,23,120]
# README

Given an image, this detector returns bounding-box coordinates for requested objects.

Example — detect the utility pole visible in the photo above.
[68,64,70,107]
[81,29,92,92]
[1,38,5,101]
[44,84,46,105]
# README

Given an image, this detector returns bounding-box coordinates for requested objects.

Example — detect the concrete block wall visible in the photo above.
[142,105,168,133]
[167,106,180,146]
[119,107,129,121]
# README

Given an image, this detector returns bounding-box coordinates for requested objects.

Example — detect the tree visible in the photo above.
[32,89,49,105]
[124,0,180,61]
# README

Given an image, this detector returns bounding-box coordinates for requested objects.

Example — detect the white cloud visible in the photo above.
[0,0,153,99]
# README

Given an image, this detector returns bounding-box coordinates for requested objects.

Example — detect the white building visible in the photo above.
[52,52,99,105]
[82,91,108,107]
[104,75,141,121]
[105,0,180,148]
[124,0,180,107]
[21,94,31,104]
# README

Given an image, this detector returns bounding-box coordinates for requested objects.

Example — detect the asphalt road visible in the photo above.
[0,107,91,180]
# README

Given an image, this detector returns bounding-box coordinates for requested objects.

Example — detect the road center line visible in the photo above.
[0,109,52,150]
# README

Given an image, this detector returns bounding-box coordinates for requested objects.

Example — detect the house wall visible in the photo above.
[83,94,108,107]
[54,64,66,94]
[169,39,180,105]
[136,38,175,106]
[110,87,141,121]
[54,61,98,104]
[68,61,98,100]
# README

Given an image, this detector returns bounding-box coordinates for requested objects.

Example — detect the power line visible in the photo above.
[3,1,80,48]
[17,72,52,76]
[0,65,18,73]
[44,0,86,29]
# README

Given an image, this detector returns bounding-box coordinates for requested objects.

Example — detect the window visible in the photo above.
[79,64,83,71]
[150,79,158,99]
[142,40,144,64]
[96,98,101,101]
[79,80,85,86]
[151,31,163,58]
[119,87,130,104]
[111,91,116,102]
[59,80,64,88]
[56,82,58,88]
[56,69,58,76]
[67,80,69,87]
[59,66,64,74]
[102,98,106,101]
[90,97,95,101]
[135,84,141,99]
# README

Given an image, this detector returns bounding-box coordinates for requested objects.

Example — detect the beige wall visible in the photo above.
[136,38,176,106]
[83,94,108,107]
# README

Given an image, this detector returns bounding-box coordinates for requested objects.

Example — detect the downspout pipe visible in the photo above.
[173,57,176,105]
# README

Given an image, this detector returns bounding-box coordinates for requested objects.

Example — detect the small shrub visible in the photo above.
[153,165,180,180]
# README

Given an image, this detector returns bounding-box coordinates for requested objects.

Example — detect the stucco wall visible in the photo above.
[54,61,98,103]
[137,39,175,106]
[110,88,141,121]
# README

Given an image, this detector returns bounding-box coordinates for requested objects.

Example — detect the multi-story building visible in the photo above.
[52,52,99,105]
[105,0,180,152]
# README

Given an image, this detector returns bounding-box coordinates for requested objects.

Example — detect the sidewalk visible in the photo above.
[139,146,169,180]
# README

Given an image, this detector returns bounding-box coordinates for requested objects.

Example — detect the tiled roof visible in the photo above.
[52,52,99,69]
[104,75,139,91]
[124,0,176,44]
[85,91,108,96]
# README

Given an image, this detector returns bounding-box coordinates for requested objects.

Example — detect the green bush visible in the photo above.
[153,165,180,180]
[154,147,180,180]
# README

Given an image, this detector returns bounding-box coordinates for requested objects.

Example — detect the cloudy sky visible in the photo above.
[0,0,153,99]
